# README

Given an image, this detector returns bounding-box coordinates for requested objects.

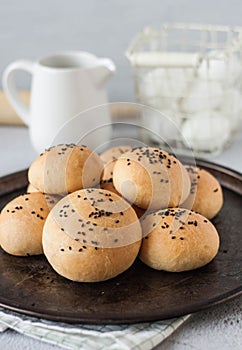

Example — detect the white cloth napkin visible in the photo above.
[0,307,190,349]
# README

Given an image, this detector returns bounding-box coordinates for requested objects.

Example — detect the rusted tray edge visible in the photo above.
[0,285,241,325]
[0,170,28,197]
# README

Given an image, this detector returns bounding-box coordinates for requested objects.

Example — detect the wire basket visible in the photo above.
[126,23,242,157]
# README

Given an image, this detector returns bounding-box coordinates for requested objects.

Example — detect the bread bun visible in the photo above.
[139,208,219,272]
[27,183,39,193]
[43,188,142,282]
[0,193,50,256]
[100,145,132,163]
[182,166,223,219]
[100,145,132,180]
[100,178,145,218]
[28,144,103,194]
[113,147,191,210]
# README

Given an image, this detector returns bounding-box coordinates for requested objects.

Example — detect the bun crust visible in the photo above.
[28,144,103,194]
[182,166,223,219]
[0,193,50,256]
[100,146,132,180]
[113,147,191,210]
[100,178,146,218]
[43,188,142,282]
[139,208,220,272]
[27,183,39,193]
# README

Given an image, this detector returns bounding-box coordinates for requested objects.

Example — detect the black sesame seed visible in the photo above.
[69,246,72,250]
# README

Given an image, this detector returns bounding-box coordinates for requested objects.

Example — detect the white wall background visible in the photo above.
[1,0,242,102]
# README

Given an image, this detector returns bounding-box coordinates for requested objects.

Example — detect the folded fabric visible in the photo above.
[0,307,190,350]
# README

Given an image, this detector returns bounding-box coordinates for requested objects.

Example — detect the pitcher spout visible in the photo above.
[91,58,116,87]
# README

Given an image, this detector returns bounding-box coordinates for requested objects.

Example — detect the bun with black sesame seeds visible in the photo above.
[100,145,132,180]
[182,166,223,219]
[139,208,220,272]
[113,147,191,210]
[42,188,142,282]
[28,144,103,195]
[100,178,146,219]
[0,193,50,256]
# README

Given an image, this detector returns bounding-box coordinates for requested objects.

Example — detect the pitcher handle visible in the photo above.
[2,60,35,126]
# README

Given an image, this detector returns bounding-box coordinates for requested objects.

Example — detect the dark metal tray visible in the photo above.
[0,160,241,324]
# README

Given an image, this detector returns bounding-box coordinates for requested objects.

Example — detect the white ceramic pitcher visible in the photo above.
[2,51,116,152]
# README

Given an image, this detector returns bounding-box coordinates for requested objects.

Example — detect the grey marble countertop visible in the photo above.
[0,125,241,350]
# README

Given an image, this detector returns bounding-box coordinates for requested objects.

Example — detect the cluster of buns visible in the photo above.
[0,143,223,282]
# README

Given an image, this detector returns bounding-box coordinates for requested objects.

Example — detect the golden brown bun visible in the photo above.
[26,186,63,208]
[28,144,103,194]
[0,193,50,256]
[100,145,132,180]
[113,147,191,210]
[140,208,220,272]
[182,166,223,219]
[43,188,142,282]
[100,178,146,219]
[100,145,132,164]
[27,183,39,193]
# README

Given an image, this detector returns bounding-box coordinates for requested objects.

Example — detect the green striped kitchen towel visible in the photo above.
[0,308,190,349]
